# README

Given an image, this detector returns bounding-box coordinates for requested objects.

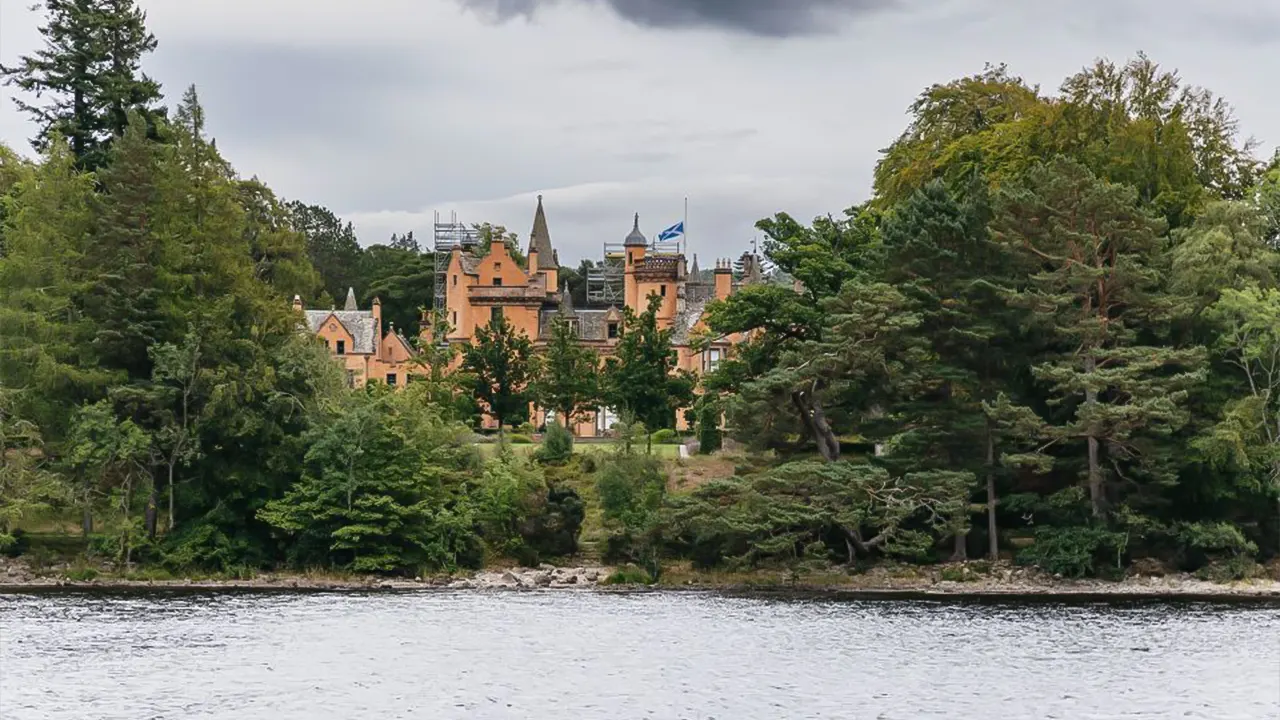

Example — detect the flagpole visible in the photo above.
[683,196,688,257]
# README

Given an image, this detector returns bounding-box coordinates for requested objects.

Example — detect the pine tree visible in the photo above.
[992,158,1207,520]
[1,0,163,171]
[880,178,1024,559]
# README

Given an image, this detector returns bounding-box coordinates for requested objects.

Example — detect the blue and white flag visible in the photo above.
[656,221,684,242]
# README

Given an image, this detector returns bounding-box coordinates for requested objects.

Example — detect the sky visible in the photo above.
[0,0,1276,265]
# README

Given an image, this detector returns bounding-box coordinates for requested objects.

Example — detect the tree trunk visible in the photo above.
[81,490,93,537]
[167,463,176,532]
[951,530,968,562]
[791,387,840,462]
[986,425,999,560]
[144,480,158,541]
[1084,355,1106,518]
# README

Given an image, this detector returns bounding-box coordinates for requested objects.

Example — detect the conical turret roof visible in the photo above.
[343,287,358,311]
[624,213,646,247]
[527,195,556,270]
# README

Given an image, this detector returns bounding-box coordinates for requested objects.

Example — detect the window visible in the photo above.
[490,306,504,323]
[707,348,722,372]
[452,275,458,287]
[336,340,346,355]
[607,322,619,339]
[660,284,667,297]
[565,318,580,337]
[493,277,503,286]
[451,311,457,327]
[386,373,397,387]
[324,339,330,350]
[346,370,356,388]
[495,263,502,271]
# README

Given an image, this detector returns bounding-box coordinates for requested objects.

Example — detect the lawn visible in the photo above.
[475,441,682,459]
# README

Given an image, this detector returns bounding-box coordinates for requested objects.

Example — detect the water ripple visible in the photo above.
[1,591,1278,719]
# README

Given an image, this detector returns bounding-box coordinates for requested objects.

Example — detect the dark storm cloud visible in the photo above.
[458,0,899,37]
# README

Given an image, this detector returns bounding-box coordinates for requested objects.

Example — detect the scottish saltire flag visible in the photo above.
[657,221,684,242]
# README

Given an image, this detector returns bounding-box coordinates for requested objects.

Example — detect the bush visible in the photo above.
[697,403,722,454]
[603,564,654,585]
[516,422,536,436]
[1017,525,1129,578]
[507,433,534,444]
[535,421,574,464]
[0,529,28,557]
[650,429,679,445]
[520,486,585,559]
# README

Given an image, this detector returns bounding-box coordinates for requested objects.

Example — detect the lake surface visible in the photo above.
[1,589,1277,719]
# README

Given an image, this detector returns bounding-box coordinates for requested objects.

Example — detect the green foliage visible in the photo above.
[597,452,667,577]
[463,314,537,429]
[1017,526,1130,579]
[650,429,678,445]
[603,295,695,431]
[696,402,722,454]
[0,0,164,171]
[536,420,574,464]
[535,310,601,427]
[259,384,482,575]
[665,461,969,569]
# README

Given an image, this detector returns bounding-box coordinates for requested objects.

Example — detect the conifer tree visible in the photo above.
[992,158,1207,520]
[1,0,163,171]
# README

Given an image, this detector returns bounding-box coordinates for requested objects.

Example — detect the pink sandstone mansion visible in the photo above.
[292,196,766,437]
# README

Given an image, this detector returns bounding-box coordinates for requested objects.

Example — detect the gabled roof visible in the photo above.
[382,329,417,357]
[305,309,378,354]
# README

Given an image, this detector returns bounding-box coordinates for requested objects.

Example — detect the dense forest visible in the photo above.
[1,2,1277,582]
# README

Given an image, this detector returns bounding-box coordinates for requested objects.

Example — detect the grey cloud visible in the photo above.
[458,0,898,37]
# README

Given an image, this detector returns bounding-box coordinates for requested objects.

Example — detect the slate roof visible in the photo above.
[458,253,482,275]
[527,195,556,271]
[305,309,378,354]
[672,296,711,345]
[624,213,647,246]
[539,308,614,341]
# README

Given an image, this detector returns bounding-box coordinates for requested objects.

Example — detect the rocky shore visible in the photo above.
[2,555,1278,598]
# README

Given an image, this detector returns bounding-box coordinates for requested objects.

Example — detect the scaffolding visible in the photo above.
[433,211,479,314]
[586,242,625,306]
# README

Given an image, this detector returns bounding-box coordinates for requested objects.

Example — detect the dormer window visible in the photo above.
[607,322,619,339]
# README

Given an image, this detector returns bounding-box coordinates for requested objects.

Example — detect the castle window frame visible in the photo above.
[386,373,397,387]
[493,277,503,286]
[336,340,346,355]
[660,284,667,297]
[607,322,619,339]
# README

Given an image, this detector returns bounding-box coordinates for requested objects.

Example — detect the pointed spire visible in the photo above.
[343,287,358,311]
[559,280,574,314]
[690,254,700,277]
[528,194,555,270]
[624,212,647,246]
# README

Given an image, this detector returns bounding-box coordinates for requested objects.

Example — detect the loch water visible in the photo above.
[1,589,1277,719]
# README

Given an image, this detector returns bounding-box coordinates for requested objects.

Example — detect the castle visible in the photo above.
[295,196,764,436]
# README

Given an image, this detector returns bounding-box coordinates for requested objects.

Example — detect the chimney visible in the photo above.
[713,259,732,300]
[372,296,382,333]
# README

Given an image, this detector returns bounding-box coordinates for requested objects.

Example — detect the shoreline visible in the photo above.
[3,560,1279,601]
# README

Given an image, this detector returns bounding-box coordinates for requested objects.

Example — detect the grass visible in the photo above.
[475,442,681,459]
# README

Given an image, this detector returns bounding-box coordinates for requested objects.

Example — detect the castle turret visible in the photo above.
[526,195,558,291]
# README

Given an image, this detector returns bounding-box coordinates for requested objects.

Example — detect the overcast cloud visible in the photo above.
[1,0,1276,264]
